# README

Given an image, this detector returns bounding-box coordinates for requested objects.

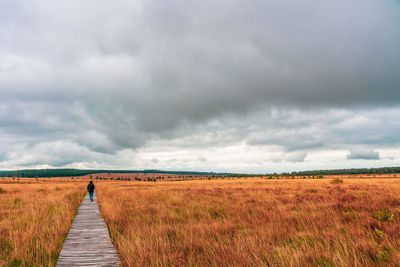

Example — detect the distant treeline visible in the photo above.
[288,167,400,176]
[0,169,231,178]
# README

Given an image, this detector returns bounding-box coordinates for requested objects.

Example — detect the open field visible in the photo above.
[0,180,86,266]
[2,170,399,183]
[1,176,400,266]
[96,178,400,266]
[25,172,400,182]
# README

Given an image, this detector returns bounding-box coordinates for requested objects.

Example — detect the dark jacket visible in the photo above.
[87,182,95,192]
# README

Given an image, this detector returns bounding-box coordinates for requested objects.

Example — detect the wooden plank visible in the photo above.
[57,192,121,266]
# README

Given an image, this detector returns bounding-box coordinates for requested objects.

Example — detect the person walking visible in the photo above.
[87,181,95,202]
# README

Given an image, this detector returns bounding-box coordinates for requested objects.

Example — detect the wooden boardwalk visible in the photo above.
[57,192,121,266]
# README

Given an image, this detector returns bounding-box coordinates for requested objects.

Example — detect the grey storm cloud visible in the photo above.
[0,0,400,169]
[347,147,380,160]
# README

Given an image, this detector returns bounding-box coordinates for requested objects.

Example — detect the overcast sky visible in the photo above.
[0,0,400,173]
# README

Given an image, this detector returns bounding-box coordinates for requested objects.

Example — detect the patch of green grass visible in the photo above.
[315,256,333,267]
[374,228,384,238]
[373,246,391,263]
[374,209,394,222]
[330,178,343,184]
[13,198,22,207]
[0,238,12,260]
[50,250,59,266]
[286,236,314,249]
[8,258,22,267]
[208,207,226,219]
[165,229,181,242]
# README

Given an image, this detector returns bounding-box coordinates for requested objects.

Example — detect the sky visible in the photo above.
[0,0,400,173]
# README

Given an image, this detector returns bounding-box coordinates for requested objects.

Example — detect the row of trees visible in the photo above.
[0,169,101,178]
[289,167,400,176]
[0,168,230,178]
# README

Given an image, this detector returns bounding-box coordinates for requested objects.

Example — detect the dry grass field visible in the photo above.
[96,178,400,266]
[1,175,399,266]
[0,179,86,266]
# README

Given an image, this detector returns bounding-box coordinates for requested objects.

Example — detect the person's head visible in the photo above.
[89,180,93,183]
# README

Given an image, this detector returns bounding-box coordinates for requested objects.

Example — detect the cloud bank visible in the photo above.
[0,0,400,172]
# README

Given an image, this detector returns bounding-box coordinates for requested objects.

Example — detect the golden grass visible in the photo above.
[96,178,400,266]
[0,180,86,266]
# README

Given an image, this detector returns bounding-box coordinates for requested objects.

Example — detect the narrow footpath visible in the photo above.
[57,192,121,266]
